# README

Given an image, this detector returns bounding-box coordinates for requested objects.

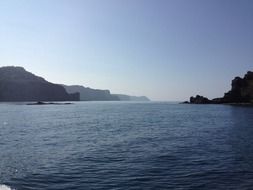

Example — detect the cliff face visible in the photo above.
[113,94,150,101]
[188,71,253,104]
[222,71,253,103]
[189,95,212,104]
[62,85,150,101]
[62,85,119,101]
[0,66,79,101]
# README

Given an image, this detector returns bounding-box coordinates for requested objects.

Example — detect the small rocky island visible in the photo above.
[27,101,73,105]
[186,71,253,104]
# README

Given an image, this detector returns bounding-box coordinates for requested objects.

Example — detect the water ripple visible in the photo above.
[1,102,253,189]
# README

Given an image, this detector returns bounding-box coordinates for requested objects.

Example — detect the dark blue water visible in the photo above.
[1,102,253,190]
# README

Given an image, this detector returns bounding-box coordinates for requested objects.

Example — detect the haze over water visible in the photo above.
[1,102,253,190]
[1,1,253,189]
[0,0,252,100]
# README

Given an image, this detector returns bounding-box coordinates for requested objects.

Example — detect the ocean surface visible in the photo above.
[1,102,253,190]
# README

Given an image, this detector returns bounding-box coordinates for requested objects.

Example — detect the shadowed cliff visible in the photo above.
[113,94,150,101]
[62,85,119,101]
[62,85,150,101]
[0,66,79,101]
[188,71,253,104]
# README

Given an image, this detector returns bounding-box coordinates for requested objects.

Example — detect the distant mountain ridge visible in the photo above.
[62,85,119,101]
[113,94,150,101]
[0,66,79,101]
[0,66,45,82]
[0,66,150,102]
[62,85,150,101]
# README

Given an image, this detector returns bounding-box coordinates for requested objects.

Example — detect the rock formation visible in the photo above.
[62,85,151,102]
[189,95,212,104]
[27,101,73,105]
[0,66,80,101]
[0,66,150,102]
[221,71,253,103]
[62,85,119,101]
[113,94,150,101]
[187,71,253,104]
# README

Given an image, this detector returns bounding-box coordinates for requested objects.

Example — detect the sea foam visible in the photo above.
[0,185,13,190]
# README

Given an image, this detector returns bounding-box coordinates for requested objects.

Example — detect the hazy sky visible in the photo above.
[0,0,252,101]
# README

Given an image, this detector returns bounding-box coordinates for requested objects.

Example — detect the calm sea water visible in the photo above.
[1,102,253,190]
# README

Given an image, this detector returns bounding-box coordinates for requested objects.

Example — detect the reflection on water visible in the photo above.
[228,106,253,169]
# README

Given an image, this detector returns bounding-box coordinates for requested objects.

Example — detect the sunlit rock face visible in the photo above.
[0,66,79,101]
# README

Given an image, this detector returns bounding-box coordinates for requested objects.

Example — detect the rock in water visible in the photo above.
[190,95,212,104]
[187,71,253,104]
[222,71,253,103]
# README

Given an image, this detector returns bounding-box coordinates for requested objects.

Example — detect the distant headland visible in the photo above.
[185,71,253,104]
[0,66,79,102]
[0,66,149,102]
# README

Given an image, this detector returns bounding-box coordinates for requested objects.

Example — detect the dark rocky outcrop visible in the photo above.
[180,101,190,104]
[27,101,73,105]
[187,71,253,104]
[62,85,119,101]
[0,66,80,101]
[189,95,212,104]
[221,71,253,103]
[113,94,150,101]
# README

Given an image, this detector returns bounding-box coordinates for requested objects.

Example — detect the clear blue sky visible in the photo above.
[0,0,252,101]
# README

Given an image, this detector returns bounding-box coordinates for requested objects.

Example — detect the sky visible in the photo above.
[0,0,252,101]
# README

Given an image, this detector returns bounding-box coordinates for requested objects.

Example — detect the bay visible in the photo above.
[1,102,253,189]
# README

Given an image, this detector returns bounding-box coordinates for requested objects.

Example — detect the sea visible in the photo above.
[1,101,253,190]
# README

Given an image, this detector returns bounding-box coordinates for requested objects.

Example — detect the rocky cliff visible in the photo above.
[62,85,150,101]
[221,71,253,103]
[188,71,253,104]
[189,95,212,104]
[113,94,150,101]
[0,66,79,101]
[62,85,119,101]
